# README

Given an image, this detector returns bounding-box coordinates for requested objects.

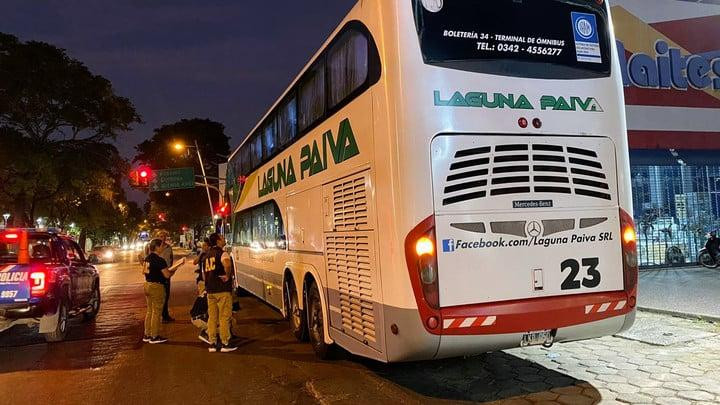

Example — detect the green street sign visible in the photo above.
[150,167,195,192]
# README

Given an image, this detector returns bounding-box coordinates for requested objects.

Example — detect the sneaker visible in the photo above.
[149,336,168,344]
[208,344,218,353]
[198,331,211,345]
[220,343,238,353]
[142,335,151,343]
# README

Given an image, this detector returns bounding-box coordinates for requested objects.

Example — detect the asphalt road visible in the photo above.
[0,251,719,404]
[639,266,720,320]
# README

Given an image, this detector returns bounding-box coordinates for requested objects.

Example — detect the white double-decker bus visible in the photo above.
[226,0,637,362]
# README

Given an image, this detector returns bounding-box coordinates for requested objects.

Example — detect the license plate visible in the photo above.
[520,330,553,347]
[0,282,30,303]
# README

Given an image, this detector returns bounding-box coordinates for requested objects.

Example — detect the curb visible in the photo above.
[638,306,720,323]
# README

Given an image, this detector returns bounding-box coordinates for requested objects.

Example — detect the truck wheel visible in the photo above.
[306,281,332,359]
[285,278,308,342]
[83,284,101,321]
[43,300,69,342]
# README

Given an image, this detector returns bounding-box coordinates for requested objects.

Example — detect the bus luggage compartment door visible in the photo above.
[430,134,623,308]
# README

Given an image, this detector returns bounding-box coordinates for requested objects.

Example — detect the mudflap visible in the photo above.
[0,319,14,333]
[39,304,59,334]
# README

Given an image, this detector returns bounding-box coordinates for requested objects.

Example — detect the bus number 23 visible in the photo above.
[560,258,600,290]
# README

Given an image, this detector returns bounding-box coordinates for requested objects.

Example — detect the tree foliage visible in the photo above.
[0,33,142,242]
[134,118,230,235]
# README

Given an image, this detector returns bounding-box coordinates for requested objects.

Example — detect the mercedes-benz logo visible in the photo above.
[527,221,542,237]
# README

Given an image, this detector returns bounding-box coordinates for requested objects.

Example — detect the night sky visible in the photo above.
[2,0,356,201]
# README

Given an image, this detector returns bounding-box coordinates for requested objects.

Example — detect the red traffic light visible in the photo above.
[129,166,153,188]
[216,202,229,217]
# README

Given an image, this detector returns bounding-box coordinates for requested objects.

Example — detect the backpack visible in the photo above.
[190,294,208,329]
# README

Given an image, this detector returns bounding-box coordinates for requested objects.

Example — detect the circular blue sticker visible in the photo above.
[576,18,594,39]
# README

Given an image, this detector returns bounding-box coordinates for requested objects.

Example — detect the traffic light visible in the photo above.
[129,166,153,188]
[216,202,229,217]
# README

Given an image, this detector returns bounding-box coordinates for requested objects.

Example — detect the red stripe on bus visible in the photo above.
[438,290,634,336]
[624,87,720,109]
[649,15,720,55]
[628,130,720,149]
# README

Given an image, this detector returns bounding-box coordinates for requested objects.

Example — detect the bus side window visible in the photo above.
[274,202,286,249]
[328,29,368,108]
[250,134,263,169]
[241,145,252,176]
[251,206,265,249]
[277,96,297,148]
[298,61,326,132]
[262,117,277,159]
[241,211,252,247]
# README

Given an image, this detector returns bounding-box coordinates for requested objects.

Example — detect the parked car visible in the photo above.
[0,228,100,342]
[89,245,117,264]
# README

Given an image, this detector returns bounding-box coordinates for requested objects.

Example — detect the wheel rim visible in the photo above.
[91,289,100,311]
[285,284,301,330]
[291,295,302,330]
[310,295,323,345]
[701,253,712,266]
[59,305,67,333]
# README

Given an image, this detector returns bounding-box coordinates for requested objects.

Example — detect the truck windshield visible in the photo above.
[412,0,611,79]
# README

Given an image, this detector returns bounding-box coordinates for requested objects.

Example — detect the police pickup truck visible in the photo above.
[0,229,100,342]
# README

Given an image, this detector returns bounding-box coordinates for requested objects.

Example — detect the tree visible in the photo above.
[0,33,141,237]
[134,118,230,236]
[0,33,140,143]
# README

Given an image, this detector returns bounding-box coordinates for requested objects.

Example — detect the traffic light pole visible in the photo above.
[194,140,215,221]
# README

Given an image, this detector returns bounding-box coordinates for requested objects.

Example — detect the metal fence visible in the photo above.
[631,164,720,268]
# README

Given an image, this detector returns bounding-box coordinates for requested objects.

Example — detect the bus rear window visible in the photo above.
[412,0,611,79]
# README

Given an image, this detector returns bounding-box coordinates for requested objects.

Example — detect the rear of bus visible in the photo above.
[391,0,637,360]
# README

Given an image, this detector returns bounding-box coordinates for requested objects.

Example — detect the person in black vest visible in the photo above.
[142,238,181,344]
[204,233,237,352]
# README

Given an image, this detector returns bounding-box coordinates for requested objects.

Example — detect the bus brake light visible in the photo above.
[415,237,434,256]
[623,226,636,245]
[619,209,638,297]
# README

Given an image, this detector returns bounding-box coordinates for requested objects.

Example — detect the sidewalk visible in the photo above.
[638,266,720,321]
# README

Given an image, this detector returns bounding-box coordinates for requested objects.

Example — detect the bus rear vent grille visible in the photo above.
[325,234,376,345]
[332,174,369,231]
[443,144,611,206]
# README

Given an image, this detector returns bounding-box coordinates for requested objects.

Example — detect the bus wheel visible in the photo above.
[307,281,331,359]
[285,278,308,342]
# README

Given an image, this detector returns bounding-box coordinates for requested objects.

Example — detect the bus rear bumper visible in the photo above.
[434,310,633,360]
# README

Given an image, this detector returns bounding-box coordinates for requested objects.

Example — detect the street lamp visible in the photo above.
[172,140,215,220]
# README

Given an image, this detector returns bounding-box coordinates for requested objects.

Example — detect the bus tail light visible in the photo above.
[415,231,440,309]
[619,208,638,301]
[405,216,442,331]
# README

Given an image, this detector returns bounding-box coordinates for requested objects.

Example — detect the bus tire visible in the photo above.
[284,277,308,342]
[306,280,331,359]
